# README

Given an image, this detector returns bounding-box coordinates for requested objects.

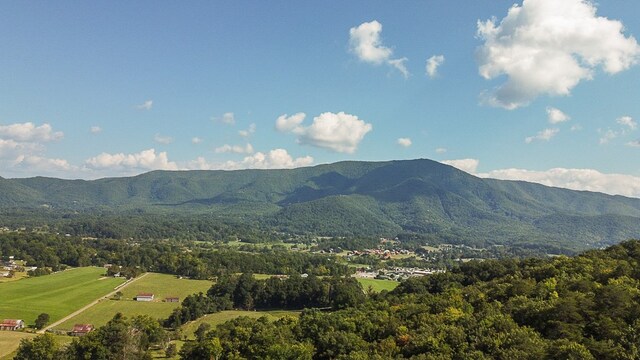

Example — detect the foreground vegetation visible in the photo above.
[10,239,640,359]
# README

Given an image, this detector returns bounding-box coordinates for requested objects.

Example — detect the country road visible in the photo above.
[38,272,149,334]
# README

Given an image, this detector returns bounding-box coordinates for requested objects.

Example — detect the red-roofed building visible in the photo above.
[135,293,154,301]
[0,319,24,331]
[70,324,94,336]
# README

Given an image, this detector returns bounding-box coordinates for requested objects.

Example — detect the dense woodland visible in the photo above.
[12,239,640,359]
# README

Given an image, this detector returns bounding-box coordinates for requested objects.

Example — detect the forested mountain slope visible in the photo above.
[2,159,640,250]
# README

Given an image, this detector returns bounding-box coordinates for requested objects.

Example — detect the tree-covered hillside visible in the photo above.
[2,159,640,250]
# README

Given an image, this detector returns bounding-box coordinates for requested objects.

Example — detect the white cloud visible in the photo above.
[137,100,153,110]
[13,155,74,172]
[477,0,640,109]
[425,55,445,78]
[525,128,559,143]
[154,134,174,145]
[85,149,178,171]
[441,158,479,174]
[277,112,372,153]
[397,137,412,147]
[275,113,306,133]
[599,129,618,144]
[627,140,640,148]
[213,112,235,125]
[479,168,640,198]
[571,124,582,132]
[238,123,256,137]
[0,139,42,159]
[0,122,63,142]
[547,107,571,124]
[90,126,102,134]
[617,115,637,130]
[225,149,313,170]
[349,20,410,77]
[192,137,203,144]
[214,143,254,154]
[435,147,447,154]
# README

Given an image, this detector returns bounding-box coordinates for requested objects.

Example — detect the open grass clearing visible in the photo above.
[54,273,210,331]
[0,331,35,360]
[357,278,399,292]
[181,310,301,339]
[0,267,124,327]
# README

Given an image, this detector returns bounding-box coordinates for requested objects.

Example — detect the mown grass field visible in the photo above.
[54,273,211,331]
[0,332,35,360]
[0,267,124,326]
[357,278,399,292]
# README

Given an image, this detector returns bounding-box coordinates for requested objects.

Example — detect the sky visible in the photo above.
[1,0,640,197]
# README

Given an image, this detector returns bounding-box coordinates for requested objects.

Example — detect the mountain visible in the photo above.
[1,158,640,250]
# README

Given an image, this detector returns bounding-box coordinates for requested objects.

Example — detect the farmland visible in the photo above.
[0,267,124,326]
[356,277,399,292]
[54,273,211,330]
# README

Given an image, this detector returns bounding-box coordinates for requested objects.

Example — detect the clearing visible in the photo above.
[0,267,124,326]
[54,273,211,330]
[356,278,399,292]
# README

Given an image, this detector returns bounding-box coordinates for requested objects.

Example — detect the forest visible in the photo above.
[11,239,640,359]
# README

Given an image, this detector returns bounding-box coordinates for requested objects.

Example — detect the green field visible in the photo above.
[0,267,124,326]
[0,332,35,360]
[55,273,211,331]
[356,278,399,292]
[180,310,301,339]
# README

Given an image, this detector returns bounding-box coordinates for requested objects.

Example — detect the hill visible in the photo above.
[1,159,640,250]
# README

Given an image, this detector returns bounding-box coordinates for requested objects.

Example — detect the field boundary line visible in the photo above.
[38,272,149,334]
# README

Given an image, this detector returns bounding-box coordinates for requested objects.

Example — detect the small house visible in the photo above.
[70,324,94,336]
[0,319,25,331]
[165,297,179,303]
[135,293,154,301]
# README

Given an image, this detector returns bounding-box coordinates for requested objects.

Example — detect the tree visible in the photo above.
[34,313,50,329]
[14,333,59,360]
[165,343,177,358]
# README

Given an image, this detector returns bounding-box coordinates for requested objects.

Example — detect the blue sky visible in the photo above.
[1,1,639,197]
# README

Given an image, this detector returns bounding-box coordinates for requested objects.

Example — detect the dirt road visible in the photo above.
[38,272,149,334]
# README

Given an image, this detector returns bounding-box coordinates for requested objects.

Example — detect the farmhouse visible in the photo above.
[0,319,25,331]
[70,324,94,336]
[165,297,179,303]
[135,293,154,301]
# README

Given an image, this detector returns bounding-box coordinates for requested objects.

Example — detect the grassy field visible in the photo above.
[181,310,301,339]
[0,332,35,360]
[357,278,399,292]
[0,267,124,326]
[54,273,211,331]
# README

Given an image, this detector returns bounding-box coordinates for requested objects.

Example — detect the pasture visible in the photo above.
[54,273,211,330]
[0,267,124,326]
[357,278,399,292]
[180,310,301,339]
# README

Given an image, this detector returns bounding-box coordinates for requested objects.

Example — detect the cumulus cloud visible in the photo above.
[239,123,256,137]
[13,155,74,172]
[425,55,445,78]
[85,149,178,171]
[227,149,313,170]
[0,139,42,158]
[627,140,640,148]
[441,159,479,174]
[214,143,254,154]
[219,112,235,125]
[192,137,203,144]
[349,20,410,78]
[525,128,559,143]
[0,122,63,142]
[136,100,153,110]
[617,116,637,130]
[547,107,571,124]
[599,129,618,144]
[479,168,640,198]
[277,112,372,153]
[397,138,412,147]
[154,134,174,145]
[435,147,447,154]
[477,0,640,109]
[90,126,102,134]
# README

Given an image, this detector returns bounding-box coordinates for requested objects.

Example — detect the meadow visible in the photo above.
[180,310,301,339]
[54,273,211,330]
[356,278,399,292]
[0,267,124,326]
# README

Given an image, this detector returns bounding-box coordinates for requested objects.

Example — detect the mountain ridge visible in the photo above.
[1,158,639,250]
